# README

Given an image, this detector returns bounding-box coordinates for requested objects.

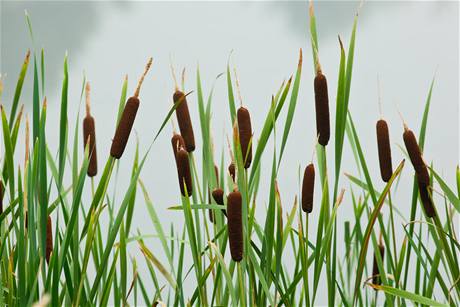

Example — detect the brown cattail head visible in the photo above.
[176,148,193,197]
[83,83,97,176]
[403,127,429,185]
[0,180,4,214]
[314,71,330,146]
[110,96,139,159]
[417,178,436,218]
[212,188,224,205]
[372,244,385,286]
[171,133,186,160]
[174,90,195,152]
[214,164,219,187]
[227,190,243,262]
[46,216,53,264]
[301,163,315,213]
[237,107,253,168]
[376,119,393,182]
[110,58,152,159]
[228,162,236,183]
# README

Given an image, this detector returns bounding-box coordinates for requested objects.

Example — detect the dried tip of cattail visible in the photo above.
[110,96,140,159]
[237,106,253,168]
[176,148,193,197]
[134,57,153,98]
[309,0,314,17]
[174,90,195,152]
[46,215,53,264]
[85,82,91,116]
[302,163,315,213]
[227,190,243,262]
[298,48,303,68]
[314,71,330,146]
[376,119,393,182]
[372,244,385,287]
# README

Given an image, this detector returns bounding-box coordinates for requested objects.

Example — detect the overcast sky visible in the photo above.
[1,1,459,304]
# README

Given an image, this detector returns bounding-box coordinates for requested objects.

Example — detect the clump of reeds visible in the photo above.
[301,163,315,213]
[227,190,243,262]
[174,90,195,152]
[376,119,393,182]
[175,147,193,197]
[46,216,53,264]
[402,123,435,217]
[110,58,153,159]
[237,107,253,168]
[314,66,330,146]
[372,242,385,286]
[83,82,98,177]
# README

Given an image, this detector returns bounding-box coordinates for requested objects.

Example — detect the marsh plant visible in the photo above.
[0,3,459,307]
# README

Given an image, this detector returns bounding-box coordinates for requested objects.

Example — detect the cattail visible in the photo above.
[171,133,185,160]
[174,90,195,152]
[227,190,243,262]
[314,70,330,146]
[0,180,4,214]
[417,177,436,218]
[237,107,253,168]
[376,119,393,182]
[301,163,315,213]
[228,162,236,183]
[208,165,221,223]
[46,216,53,264]
[211,188,227,218]
[214,164,219,187]
[403,126,429,185]
[83,82,98,177]
[111,58,153,159]
[176,147,193,197]
[372,244,385,286]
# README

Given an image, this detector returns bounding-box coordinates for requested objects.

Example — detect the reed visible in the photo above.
[175,147,193,197]
[301,163,315,213]
[174,90,195,152]
[83,82,98,177]
[372,244,385,286]
[314,68,330,146]
[227,190,243,262]
[46,215,53,264]
[376,119,392,182]
[110,58,153,159]
[237,107,253,168]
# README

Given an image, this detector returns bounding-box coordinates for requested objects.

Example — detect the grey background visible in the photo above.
[1,1,459,304]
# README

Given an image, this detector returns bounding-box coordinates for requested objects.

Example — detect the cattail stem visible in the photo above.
[227,190,243,262]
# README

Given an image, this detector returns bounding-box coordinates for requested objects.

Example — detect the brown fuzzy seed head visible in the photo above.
[214,164,219,187]
[314,72,330,146]
[227,191,243,262]
[83,115,98,177]
[171,133,186,160]
[301,163,315,213]
[403,128,429,185]
[372,244,385,286]
[417,178,436,218]
[212,188,224,205]
[376,119,393,182]
[0,180,4,214]
[174,90,195,152]
[110,96,139,159]
[46,216,53,264]
[228,162,236,183]
[237,107,253,168]
[176,148,193,197]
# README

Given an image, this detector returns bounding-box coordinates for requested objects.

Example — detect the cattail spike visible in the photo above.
[174,90,195,152]
[302,163,315,213]
[314,70,330,146]
[175,148,193,197]
[46,216,53,264]
[237,106,253,168]
[372,243,385,287]
[227,190,243,262]
[376,119,393,182]
[134,57,153,98]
